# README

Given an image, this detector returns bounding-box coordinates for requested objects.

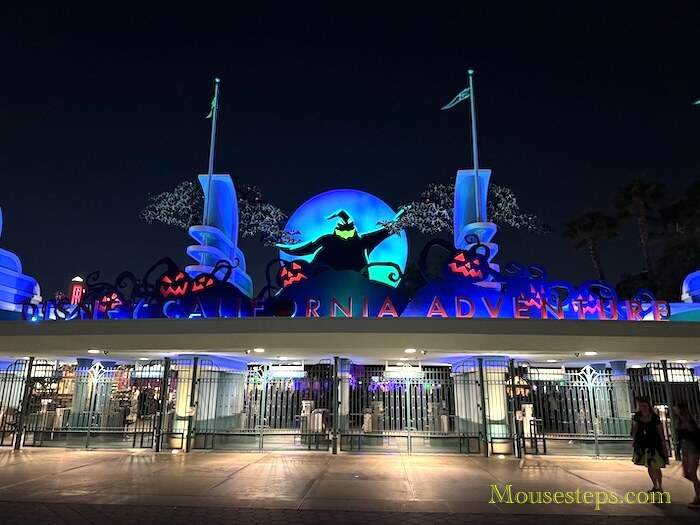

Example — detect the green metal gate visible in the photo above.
[0,359,28,447]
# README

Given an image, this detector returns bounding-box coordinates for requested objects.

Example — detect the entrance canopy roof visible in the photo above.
[1,317,698,368]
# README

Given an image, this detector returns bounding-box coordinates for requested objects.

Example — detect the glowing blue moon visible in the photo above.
[281,189,408,287]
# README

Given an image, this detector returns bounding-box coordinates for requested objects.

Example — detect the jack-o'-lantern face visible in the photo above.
[571,292,600,316]
[159,271,190,298]
[519,284,547,309]
[98,292,122,312]
[277,261,308,288]
[191,273,216,293]
[447,250,487,281]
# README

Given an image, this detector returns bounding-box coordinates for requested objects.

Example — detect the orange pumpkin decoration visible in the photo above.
[159,271,190,297]
[191,273,216,293]
[277,261,308,288]
[98,291,122,312]
[446,250,487,282]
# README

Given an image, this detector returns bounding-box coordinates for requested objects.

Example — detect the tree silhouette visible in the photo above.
[652,178,700,298]
[563,212,619,282]
[139,180,298,246]
[143,179,551,244]
[379,182,550,235]
[613,178,667,275]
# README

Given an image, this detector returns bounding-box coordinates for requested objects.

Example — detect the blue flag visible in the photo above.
[441,87,471,110]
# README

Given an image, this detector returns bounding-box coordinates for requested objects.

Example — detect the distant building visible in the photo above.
[69,276,85,305]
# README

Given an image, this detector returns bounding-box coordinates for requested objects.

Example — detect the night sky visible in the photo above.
[2,3,699,299]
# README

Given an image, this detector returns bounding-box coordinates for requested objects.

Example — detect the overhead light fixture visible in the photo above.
[253,348,265,353]
[278,356,288,361]
[630,365,642,369]
[292,361,302,366]
[88,349,100,354]
[399,357,409,361]
[676,359,688,364]
[405,348,417,354]
[139,357,149,361]
[584,351,598,356]
[420,350,427,355]
[546,359,557,363]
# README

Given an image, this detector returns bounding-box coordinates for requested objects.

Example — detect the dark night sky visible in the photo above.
[2,2,699,299]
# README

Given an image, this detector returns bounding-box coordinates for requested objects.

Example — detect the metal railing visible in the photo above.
[1,357,697,457]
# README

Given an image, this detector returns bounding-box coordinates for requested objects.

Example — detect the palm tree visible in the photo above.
[654,178,700,297]
[563,212,619,282]
[658,179,700,239]
[613,178,666,275]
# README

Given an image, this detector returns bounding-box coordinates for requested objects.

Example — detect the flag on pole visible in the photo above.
[206,92,217,118]
[441,87,471,110]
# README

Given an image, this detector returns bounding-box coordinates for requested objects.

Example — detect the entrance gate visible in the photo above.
[515,364,633,456]
[513,362,700,457]
[340,364,456,451]
[0,359,27,447]
[629,362,700,456]
[1,359,164,449]
[2,358,698,456]
[188,360,335,451]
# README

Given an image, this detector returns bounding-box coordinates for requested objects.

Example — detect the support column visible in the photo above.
[194,361,217,434]
[660,359,678,457]
[610,360,631,416]
[609,360,632,437]
[590,363,612,419]
[69,358,93,427]
[480,356,510,455]
[171,357,199,451]
[337,358,350,434]
[214,371,246,431]
[451,360,480,435]
[94,361,116,428]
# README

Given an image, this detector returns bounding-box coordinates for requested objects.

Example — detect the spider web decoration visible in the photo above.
[488,184,551,234]
[139,180,299,246]
[378,183,550,235]
[141,180,548,246]
[139,181,203,230]
[236,183,300,245]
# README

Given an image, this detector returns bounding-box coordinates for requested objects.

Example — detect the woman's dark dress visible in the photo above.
[632,412,667,468]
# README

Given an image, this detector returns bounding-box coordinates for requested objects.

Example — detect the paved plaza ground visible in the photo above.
[0,448,698,524]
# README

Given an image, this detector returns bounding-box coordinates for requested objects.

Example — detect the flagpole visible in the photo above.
[204,77,221,227]
[467,69,481,223]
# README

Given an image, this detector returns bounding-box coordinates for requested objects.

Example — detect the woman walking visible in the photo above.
[674,401,700,508]
[632,397,668,493]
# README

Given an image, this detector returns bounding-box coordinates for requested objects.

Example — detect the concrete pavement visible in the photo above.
[0,448,698,524]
